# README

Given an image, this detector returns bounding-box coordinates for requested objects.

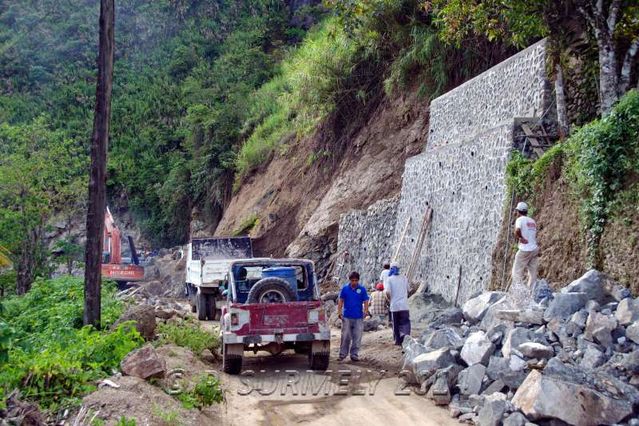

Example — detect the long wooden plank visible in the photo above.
[392,217,412,263]
[407,206,433,284]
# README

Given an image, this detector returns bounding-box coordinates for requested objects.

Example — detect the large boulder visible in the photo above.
[430,307,464,327]
[626,321,639,344]
[543,292,588,322]
[561,269,608,304]
[584,311,617,348]
[502,327,533,358]
[412,348,457,384]
[512,360,639,426]
[462,292,506,324]
[616,297,639,326]
[517,342,554,359]
[423,327,464,350]
[457,364,486,396]
[120,345,166,379]
[114,304,157,341]
[461,331,495,366]
[477,393,508,426]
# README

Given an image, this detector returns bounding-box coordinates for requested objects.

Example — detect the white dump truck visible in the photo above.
[184,237,253,320]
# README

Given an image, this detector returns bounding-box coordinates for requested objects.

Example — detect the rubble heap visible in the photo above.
[402,269,639,426]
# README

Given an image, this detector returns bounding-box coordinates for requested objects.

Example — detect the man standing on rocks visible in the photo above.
[512,201,540,288]
[337,271,370,362]
[386,262,411,345]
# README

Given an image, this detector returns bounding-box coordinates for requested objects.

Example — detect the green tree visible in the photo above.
[0,117,86,294]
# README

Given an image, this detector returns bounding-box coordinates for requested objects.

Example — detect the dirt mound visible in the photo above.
[490,156,639,294]
[74,344,221,426]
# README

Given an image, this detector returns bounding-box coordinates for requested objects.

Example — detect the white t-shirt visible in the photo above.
[515,216,538,251]
[386,275,409,312]
[380,269,390,286]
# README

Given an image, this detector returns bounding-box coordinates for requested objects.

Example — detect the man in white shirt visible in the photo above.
[511,201,540,288]
[385,262,410,346]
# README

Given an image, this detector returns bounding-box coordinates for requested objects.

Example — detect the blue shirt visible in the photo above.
[339,283,369,319]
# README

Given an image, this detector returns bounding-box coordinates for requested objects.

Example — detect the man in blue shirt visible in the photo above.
[337,271,370,362]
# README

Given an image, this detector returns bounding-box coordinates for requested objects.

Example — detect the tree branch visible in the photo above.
[619,36,639,95]
[607,0,621,33]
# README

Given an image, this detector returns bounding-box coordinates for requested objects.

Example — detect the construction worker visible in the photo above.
[369,282,388,323]
[379,262,391,287]
[511,201,540,288]
[337,271,370,362]
[386,262,410,346]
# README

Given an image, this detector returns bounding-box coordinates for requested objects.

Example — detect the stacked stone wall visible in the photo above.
[336,39,550,303]
[393,39,549,304]
[336,197,398,287]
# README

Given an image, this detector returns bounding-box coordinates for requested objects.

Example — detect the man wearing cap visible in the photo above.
[386,262,411,346]
[369,282,389,323]
[512,201,540,288]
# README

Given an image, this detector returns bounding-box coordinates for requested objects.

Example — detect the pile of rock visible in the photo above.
[402,270,639,425]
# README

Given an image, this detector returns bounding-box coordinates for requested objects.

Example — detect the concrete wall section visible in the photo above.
[337,197,398,287]
[393,39,549,304]
[393,125,513,303]
[427,39,548,150]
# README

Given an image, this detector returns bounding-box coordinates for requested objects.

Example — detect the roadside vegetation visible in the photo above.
[507,90,639,267]
[0,277,142,411]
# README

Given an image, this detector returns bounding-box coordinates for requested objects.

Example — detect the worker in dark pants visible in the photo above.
[385,262,410,346]
[337,271,370,362]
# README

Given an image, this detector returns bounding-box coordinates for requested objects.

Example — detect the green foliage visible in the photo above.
[0,277,143,410]
[152,404,181,426]
[506,143,565,198]
[0,117,87,290]
[116,416,137,426]
[430,0,548,48]
[563,90,639,265]
[232,214,260,237]
[175,374,223,409]
[156,319,219,356]
[506,90,639,267]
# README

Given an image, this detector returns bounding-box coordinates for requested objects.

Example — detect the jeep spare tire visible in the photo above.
[246,277,296,304]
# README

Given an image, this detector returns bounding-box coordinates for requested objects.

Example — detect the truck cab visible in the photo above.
[220,258,330,374]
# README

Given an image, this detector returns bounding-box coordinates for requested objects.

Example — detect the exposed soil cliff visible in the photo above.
[214,89,427,275]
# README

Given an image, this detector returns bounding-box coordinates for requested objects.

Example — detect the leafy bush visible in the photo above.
[0,277,143,411]
[506,90,639,266]
[175,374,224,409]
[156,319,219,356]
[564,90,639,265]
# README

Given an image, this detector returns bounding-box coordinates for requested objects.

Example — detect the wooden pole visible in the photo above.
[391,217,411,263]
[84,0,115,327]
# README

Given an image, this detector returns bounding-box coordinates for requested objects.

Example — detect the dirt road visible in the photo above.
[212,324,457,426]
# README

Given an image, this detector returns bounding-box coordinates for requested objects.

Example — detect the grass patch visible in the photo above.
[156,319,219,356]
[175,373,224,409]
[232,213,260,237]
[235,18,360,181]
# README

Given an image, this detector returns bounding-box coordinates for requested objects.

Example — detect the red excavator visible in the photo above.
[101,208,145,284]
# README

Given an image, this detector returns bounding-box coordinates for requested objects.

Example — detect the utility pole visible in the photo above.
[84,0,115,327]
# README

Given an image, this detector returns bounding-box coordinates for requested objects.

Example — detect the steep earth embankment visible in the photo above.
[214,90,427,274]
[490,156,639,294]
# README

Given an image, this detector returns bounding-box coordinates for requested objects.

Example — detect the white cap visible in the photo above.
[390,261,399,268]
[516,202,528,212]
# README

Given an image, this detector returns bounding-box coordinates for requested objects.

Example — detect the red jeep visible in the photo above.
[220,258,330,374]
